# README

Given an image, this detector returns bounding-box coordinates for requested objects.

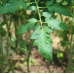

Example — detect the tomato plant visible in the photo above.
[0,0,73,73]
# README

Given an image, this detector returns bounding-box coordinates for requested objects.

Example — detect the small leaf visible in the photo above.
[27,18,37,22]
[17,18,37,34]
[17,22,36,34]
[16,24,27,34]
[42,12,52,18]
[46,18,70,30]
[28,6,36,11]
[46,0,54,6]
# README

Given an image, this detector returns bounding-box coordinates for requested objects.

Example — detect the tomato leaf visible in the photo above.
[47,3,72,17]
[30,26,52,63]
[46,18,70,30]
[0,0,27,14]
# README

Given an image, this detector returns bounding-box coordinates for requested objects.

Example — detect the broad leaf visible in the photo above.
[47,3,72,17]
[46,18,70,30]
[47,7,53,13]
[30,26,52,63]
[0,0,27,14]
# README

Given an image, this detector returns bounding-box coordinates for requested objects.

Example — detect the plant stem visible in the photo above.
[27,40,34,73]
[7,60,15,73]
[0,35,4,73]
[39,7,47,9]
[67,17,74,72]
[35,0,42,26]
[3,14,15,73]
[14,20,19,50]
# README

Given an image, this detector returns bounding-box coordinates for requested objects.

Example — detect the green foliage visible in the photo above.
[0,0,73,72]
[46,18,70,30]
[42,12,52,18]
[46,0,54,6]
[0,0,27,14]
[47,3,72,17]
[30,26,52,63]
[28,6,36,11]
[17,18,37,34]
[16,0,72,64]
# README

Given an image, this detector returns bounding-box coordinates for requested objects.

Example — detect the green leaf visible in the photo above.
[42,12,52,18]
[27,22,36,30]
[27,18,37,22]
[28,6,36,11]
[17,20,36,34]
[47,3,72,17]
[44,26,53,32]
[30,26,52,63]
[46,0,54,6]
[0,0,27,14]
[47,7,53,13]
[16,24,27,34]
[46,18,70,30]
[17,18,37,34]
[34,25,40,29]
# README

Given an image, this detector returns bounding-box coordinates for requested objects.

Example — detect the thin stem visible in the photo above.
[27,40,34,73]
[7,60,15,73]
[0,35,4,73]
[67,17,74,72]
[14,20,19,50]
[39,7,47,9]
[35,0,42,26]
[3,14,9,59]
